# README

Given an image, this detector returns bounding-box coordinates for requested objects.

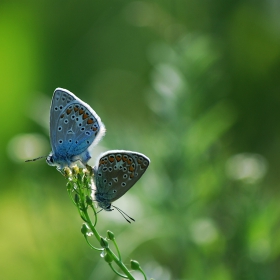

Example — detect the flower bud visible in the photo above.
[86,164,94,175]
[104,252,113,263]
[74,194,79,204]
[86,196,93,206]
[100,237,109,248]
[72,165,79,175]
[81,223,89,235]
[64,167,72,177]
[107,230,115,240]
[66,181,74,192]
[130,260,140,270]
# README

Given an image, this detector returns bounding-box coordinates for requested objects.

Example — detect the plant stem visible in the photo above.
[83,207,135,280]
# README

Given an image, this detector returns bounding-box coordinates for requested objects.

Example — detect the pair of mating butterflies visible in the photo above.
[28,88,150,213]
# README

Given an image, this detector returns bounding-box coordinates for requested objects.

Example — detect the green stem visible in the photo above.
[66,183,77,206]
[83,208,135,280]
[83,235,103,251]
[112,238,122,261]
[68,170,136,280]
[108,263,129,279]
[89,205,98,227]
[105,248,135,280]
[138,267,147,280]
[83,207,101,242]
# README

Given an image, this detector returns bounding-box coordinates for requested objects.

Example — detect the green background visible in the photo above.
[1,0,280,279]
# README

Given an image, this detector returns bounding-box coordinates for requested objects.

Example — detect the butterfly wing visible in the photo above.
[49,88,105,167]
[94,150,150,205]
[49,88,75,156]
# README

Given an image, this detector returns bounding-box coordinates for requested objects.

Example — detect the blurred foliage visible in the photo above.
[1,0,280,279]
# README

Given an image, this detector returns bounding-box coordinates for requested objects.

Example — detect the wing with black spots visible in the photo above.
[49,88,105,164]
[94,150,150,203]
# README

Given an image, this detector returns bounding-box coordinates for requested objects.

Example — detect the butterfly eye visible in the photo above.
[47,156,54,164]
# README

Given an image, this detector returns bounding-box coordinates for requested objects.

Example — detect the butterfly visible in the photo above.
[92,150,150,220]
[27,88,105,171]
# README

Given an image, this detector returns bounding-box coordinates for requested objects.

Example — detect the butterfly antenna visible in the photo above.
[112,205,135,223]
[25,155,48,162]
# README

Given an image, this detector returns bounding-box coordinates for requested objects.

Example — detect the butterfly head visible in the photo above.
[95,195,113,211]
[100,202,112,211]
[46,153,55,166]
[46,153,64,170]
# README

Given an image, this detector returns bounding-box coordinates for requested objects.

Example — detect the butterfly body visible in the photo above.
[93,150,150,211]
[47,88,105,170]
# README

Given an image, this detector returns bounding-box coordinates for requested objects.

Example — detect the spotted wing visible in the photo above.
[94,150,150,203]
[50,88,105,161]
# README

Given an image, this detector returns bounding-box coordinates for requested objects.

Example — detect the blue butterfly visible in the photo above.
[40,88,105,170]
[92,150,150,217]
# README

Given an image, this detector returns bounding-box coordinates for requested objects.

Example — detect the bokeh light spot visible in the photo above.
[7,133,49,163]
[249,238,271,263]
[152,64,185,98]
[226,153,268,183]
[190,218,218,245]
